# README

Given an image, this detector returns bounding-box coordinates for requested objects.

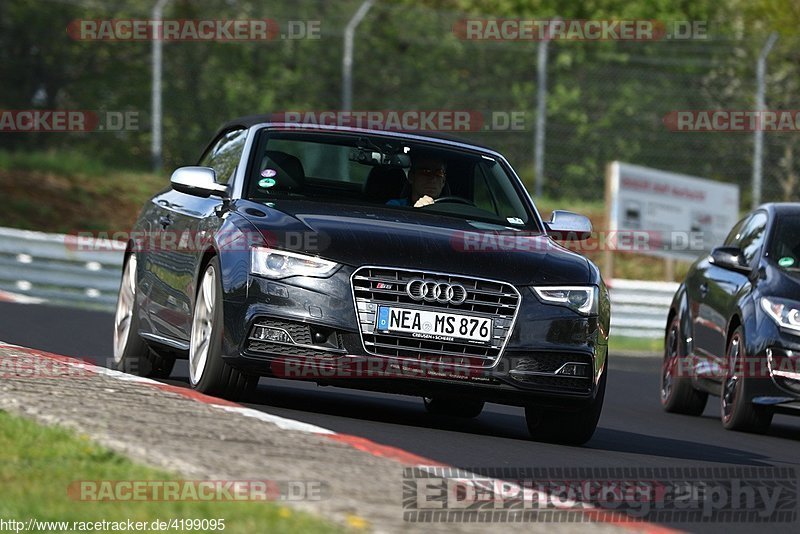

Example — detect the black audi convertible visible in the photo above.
[113,117,610,444]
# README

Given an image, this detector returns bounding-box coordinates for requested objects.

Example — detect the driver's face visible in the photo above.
[410,158,446,200]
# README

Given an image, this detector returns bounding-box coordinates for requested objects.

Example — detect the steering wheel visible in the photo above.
[432,196,475,206]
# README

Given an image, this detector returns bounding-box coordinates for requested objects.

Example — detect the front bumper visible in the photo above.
[219,266,608,407]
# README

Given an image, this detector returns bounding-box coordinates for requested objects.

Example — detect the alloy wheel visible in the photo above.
[113,254,136,363]
[189,265,216,386]
[660,322,679,403]
[721,332,742,423]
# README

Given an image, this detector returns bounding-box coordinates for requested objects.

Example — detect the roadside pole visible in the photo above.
[151,0,170,172]
[533,36,549,198]
[342,0,375,112]
[751,32,778,209]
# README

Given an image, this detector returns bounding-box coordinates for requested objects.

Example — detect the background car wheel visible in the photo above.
[721,326,773,433]
[113,253,175,378]
[189,257,256,400]
[660,316,707,415]
[423,397,484,418]
[525,362,606,445]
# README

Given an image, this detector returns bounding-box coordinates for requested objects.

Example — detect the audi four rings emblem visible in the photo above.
[406,279,468,305]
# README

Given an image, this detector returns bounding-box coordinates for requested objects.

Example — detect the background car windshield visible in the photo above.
[246,131,536,229]
[768,213,800,273]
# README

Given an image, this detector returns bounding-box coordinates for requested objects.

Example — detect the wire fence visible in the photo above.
[1,0,799,207]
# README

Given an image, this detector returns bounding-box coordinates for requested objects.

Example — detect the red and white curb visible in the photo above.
[0,289,45,304]
[0,341,680,534]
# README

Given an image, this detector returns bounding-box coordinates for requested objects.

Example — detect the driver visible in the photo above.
[387,153,447,208]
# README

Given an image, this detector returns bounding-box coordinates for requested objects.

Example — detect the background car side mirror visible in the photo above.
[170,166,229,198]
[545,210,592,241]
[709,246,752,274]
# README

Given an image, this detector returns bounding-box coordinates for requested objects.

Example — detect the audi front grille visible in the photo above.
[351,266,521,368]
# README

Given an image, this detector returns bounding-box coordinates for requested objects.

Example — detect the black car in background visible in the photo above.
[661,203,800,433]
[113,118,610,444]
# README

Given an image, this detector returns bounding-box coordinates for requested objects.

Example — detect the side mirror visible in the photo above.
[709,246,752,274]
[545,210,592,241]
[170,166,228,198]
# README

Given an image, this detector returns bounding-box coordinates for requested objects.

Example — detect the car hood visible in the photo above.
[235,199,592,286]
[764,264,800,298]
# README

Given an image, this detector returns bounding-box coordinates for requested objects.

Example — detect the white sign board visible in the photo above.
[607,162,740,261]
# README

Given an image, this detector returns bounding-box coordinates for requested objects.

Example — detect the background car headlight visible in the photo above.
[532,286,598,315]
[761,297,800,335]
[250,247,339,279]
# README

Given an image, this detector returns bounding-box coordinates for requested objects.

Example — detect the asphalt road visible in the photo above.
[2,300,799,532]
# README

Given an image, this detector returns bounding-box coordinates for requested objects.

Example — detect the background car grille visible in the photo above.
[351,266,520,368]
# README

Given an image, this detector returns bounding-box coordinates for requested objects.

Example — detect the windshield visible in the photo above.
[245,130,538,230]
[768,213,800,273]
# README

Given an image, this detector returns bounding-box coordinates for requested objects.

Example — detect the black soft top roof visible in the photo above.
[216,114,495,151]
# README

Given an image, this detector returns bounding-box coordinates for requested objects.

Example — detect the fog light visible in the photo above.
[555,363,590,377]
[313,331,328,343]
[253,326,293,343]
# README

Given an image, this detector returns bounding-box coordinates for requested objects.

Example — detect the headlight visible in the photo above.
[250,247,339,279]
[532,286,598,315]
[761,297,800,336]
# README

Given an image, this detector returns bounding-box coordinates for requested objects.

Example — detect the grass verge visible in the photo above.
[608,336,663,355]
[0,410,343,533]
[0,150,165,234]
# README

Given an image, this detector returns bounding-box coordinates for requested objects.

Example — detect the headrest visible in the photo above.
[364,166,407,203]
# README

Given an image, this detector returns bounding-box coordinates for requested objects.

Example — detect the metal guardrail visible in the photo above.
[0,227,124,310]
[0,226,677,338]
[608,278,678,339]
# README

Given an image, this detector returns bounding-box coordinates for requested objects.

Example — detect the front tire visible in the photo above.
[189,257,256,400]
[113,253,174,377]
[721,326,773,433]
[660,316,707,415]
[525,363,606,445]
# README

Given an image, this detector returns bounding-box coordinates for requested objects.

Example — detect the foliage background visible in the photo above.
[1,0,798,204]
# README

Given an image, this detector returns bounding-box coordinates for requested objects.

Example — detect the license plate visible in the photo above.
[376,306,492,343]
